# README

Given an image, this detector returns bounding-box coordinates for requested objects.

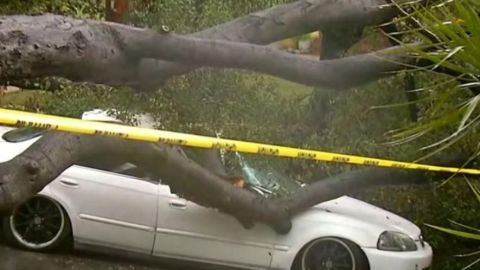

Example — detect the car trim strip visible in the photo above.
[156,227,289,251]
[79,214,155,232]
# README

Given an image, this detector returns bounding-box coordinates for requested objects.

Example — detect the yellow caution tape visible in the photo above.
[0,108,479,175]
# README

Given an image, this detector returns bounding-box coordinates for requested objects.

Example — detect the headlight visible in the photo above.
[377,231,418,251]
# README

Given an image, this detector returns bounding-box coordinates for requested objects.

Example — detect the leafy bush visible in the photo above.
[0,0,104,19]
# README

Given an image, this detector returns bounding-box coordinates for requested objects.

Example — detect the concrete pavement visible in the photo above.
[0,229,232,270]
[0,232,175,270]
[0,244,169,270]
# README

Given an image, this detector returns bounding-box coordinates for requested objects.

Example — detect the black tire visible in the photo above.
[292,237,370,270]
[2,195,72,252]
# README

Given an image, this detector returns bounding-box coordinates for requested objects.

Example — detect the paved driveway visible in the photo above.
[0,244,171,270]
[0,231,181,270]
[0,228,236,270]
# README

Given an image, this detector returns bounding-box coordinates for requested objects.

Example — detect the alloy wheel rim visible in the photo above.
[301,238,356,270]
[9,196,65,249]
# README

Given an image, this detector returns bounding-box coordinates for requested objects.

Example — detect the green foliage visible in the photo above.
[360,179,480,269]
[423,178,480,269]
[426,223,480,241]
[0,90,45,112]
[130,0,291,31]
[391,0,480,159]
[0,0,104,19]
[306,75,480,269]
[386,2,480,268]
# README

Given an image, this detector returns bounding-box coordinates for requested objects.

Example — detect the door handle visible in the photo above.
[169,199,187,209]
[60,178,79,188]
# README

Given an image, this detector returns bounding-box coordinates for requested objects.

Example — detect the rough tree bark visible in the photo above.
[1,0,410,89]
[0,14,412,89]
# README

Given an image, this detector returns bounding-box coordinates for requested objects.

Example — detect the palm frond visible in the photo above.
[389,0,480,154]
[464,176,480,204]
[425,224,480,241]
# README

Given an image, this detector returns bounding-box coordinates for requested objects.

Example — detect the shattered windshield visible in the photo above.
[235,152,301,197]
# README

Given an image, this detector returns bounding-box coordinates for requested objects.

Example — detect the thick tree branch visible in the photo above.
[126,27,412,89]
[136,0,401,87]
[284,164,458,215]
[0,15,411,90]
[192,149,228,177]
[0,132,292,233]
[1,0,405,89]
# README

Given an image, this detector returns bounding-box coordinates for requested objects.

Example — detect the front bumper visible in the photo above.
[362,242,432,270]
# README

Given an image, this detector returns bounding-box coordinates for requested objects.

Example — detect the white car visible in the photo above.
[0,124,433,270]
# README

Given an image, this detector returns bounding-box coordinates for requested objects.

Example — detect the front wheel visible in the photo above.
[2,195,72,251]
[294,237,369,270]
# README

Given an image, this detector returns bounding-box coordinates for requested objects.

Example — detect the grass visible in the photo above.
[242,73,313,108]
[0,90,46,109]
[265,75,313,98]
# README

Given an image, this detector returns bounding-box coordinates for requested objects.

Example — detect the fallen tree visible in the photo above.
[0,0,468,233]
[0,14,409,89]
[0,131,462,234]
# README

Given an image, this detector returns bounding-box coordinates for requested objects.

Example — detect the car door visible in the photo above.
[153,184,276,269]
[49,163,159,254]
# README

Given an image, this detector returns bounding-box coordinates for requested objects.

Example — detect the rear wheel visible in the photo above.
[293,237,369,270]
[2,196,71,251]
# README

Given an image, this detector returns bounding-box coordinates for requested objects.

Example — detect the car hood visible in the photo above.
[316,196,421,239]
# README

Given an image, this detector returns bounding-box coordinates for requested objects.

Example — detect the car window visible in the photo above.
[77,160,159,183]
[112,163,153,179]
[2,127,47,142]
